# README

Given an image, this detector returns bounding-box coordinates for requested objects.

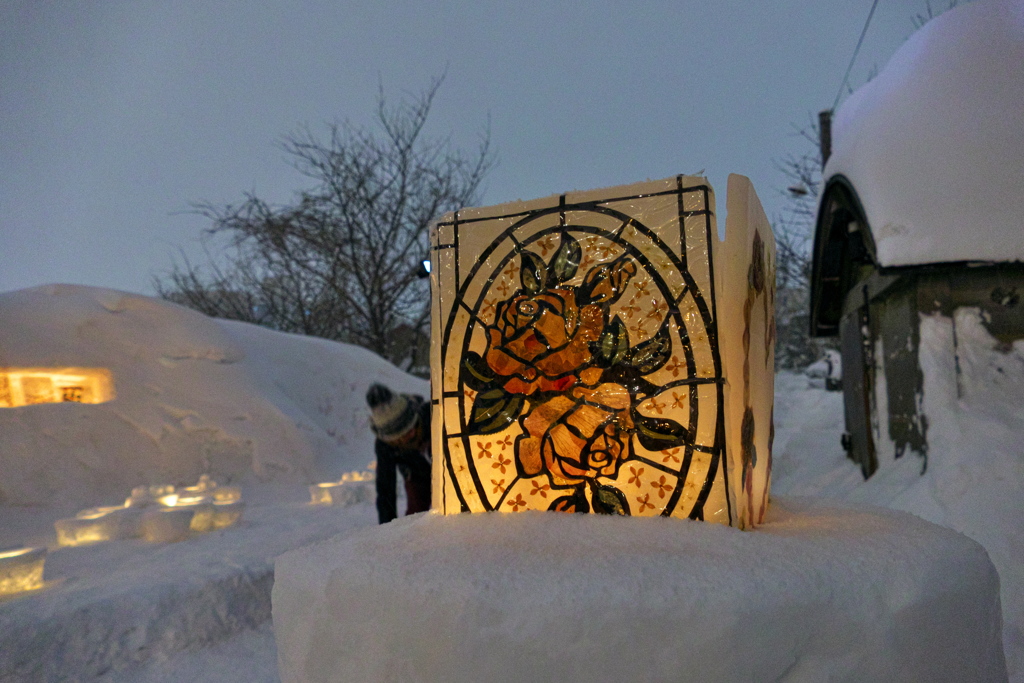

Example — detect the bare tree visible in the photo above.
[766,0,955,370]
[773,119,820,292]
[772,116,837,369]
[157,77,493,371]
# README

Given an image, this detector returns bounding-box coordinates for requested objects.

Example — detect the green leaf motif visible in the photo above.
[547,232,581,286]
[591,317,629,367]
[467,389,525,435]
[576,255,636,306]
[520,251,547,295]
[634,413,689,451]
[628,322,672,375]
[592,484,630,516]
[462,352,496,391]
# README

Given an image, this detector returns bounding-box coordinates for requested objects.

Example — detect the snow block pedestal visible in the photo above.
[272,498,1006,683]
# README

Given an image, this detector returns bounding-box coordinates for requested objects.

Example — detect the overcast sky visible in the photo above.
[1,1,939,296]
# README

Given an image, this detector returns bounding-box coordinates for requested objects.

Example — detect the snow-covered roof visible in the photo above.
[822,0,1024,268]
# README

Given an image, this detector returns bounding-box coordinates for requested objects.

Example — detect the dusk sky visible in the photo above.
[1,1,939,296]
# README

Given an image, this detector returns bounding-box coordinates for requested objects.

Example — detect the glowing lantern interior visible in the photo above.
[54,476,244,546]
[0,547,46,595]
[0,368,114,407]
[210,500,245,530]
[55,512,124,547]
[309,468,376,506]
[429,175,775,528]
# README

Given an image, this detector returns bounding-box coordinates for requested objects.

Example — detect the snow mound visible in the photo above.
[272,499,1006,683]
[0,501,376,682]
[0,284,426,510]
[824,0,1024,267]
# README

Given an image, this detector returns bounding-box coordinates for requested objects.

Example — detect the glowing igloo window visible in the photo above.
[0,368,115,407]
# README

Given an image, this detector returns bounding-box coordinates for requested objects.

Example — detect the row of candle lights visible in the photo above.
[54,474,245,547]
[0,475,245,598]
[3,466,379,598]
[309,467,375,506]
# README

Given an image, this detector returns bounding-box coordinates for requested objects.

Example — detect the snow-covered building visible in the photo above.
[809,0,1024,476]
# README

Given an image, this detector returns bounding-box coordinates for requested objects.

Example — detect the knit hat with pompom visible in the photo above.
[366,383,419,445]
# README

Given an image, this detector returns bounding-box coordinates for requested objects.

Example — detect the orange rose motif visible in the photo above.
[482,235,636,396]
[516,383,634,487]
[462,231,690,516]
[485,290,605,395]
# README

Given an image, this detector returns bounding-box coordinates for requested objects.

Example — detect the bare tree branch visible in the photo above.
[772,115,839,369]
[155,80,494,373]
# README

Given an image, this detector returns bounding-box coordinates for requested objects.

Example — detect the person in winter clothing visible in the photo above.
[366,383,432,524]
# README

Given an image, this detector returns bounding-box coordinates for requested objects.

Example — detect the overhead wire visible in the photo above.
[832,0,881,111]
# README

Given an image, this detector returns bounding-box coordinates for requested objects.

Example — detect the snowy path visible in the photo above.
[97,623,279,683]
[0,500,375,682]
[770,372,862,498]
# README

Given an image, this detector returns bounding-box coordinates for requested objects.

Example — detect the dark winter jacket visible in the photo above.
[374,396,431,524]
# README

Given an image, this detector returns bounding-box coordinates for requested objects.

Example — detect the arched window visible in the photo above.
[809,176,876,337]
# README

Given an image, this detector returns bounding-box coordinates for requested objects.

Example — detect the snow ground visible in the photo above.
[97,622,278,683]
[0,497,377,682]
[773,312,1024,681]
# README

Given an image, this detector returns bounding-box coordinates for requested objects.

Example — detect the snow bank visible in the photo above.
[824,0,1024,267]
[771,310,1024,680]
[272,499,1006,683]
[842,309,1024,679]
[0,284,426,511]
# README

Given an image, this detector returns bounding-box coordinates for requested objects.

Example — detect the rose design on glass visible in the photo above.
[519,383,633,483]
[462,232,691,515]
[485,288,604,395]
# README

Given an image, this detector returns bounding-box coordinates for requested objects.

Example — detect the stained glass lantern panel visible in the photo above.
[429,175,774,527]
